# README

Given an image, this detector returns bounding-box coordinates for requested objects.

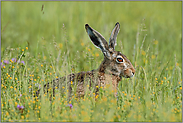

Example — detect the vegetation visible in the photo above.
[1,1,182,122]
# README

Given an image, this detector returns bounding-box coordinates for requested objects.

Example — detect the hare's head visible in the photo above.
[85,22,135,78]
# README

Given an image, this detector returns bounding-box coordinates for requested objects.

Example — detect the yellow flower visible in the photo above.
[6,112,9,116]
[164,77,166,80]
[180,87,182,90]
[41,64,43,67]
[59,43,63,49]
[176,63,179,66]
[141,50,146,56]
[151,55,155,59]
[26,47,28,50]
[161,80,163,84]
[26,114,29,118]
[95,95,99,99]
[10,86,13,89]
[95,53,99,57]
[143,58,148,63]
[154,40,158,45]
[22,49,24,52]
[81,43,84,46]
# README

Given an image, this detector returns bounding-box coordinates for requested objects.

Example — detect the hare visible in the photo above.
[36,22,135,99]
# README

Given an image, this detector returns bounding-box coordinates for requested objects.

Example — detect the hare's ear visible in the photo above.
[109,22,120,50]
[85,24,111,59]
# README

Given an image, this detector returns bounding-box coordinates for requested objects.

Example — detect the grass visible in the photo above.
[1,1,182,122]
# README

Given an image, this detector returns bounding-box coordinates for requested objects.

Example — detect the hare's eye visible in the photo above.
[116,57,123,63]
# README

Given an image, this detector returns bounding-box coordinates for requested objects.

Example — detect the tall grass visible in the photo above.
[1,1,182,122]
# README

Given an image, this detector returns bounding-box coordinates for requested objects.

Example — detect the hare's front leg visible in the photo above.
[112,77,120,98]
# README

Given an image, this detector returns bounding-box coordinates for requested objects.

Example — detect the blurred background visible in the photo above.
[1,2,182,122]
[1,1,182,69]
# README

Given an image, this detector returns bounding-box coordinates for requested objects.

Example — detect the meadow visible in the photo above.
[1,1,182,122]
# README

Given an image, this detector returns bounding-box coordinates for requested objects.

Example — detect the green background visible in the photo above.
[1,1,182,122]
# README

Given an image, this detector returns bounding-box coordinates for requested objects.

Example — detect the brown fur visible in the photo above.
[36,22,135,100]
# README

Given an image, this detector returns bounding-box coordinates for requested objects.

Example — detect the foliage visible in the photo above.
[1,1,182,122]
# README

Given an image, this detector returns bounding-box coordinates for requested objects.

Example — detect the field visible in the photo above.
[1,1,182,122]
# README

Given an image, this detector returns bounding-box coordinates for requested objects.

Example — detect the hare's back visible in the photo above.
[67,70,99,97]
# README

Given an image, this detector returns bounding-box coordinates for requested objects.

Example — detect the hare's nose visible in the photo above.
[130,72,134,77]
[131,68,135,76]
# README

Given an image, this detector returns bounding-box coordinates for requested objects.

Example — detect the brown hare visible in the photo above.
[36,22,135,99]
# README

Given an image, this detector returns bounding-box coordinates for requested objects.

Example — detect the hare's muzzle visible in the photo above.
[122,68,135,78]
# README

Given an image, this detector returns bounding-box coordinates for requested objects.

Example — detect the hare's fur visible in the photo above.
[36,22,135,99]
